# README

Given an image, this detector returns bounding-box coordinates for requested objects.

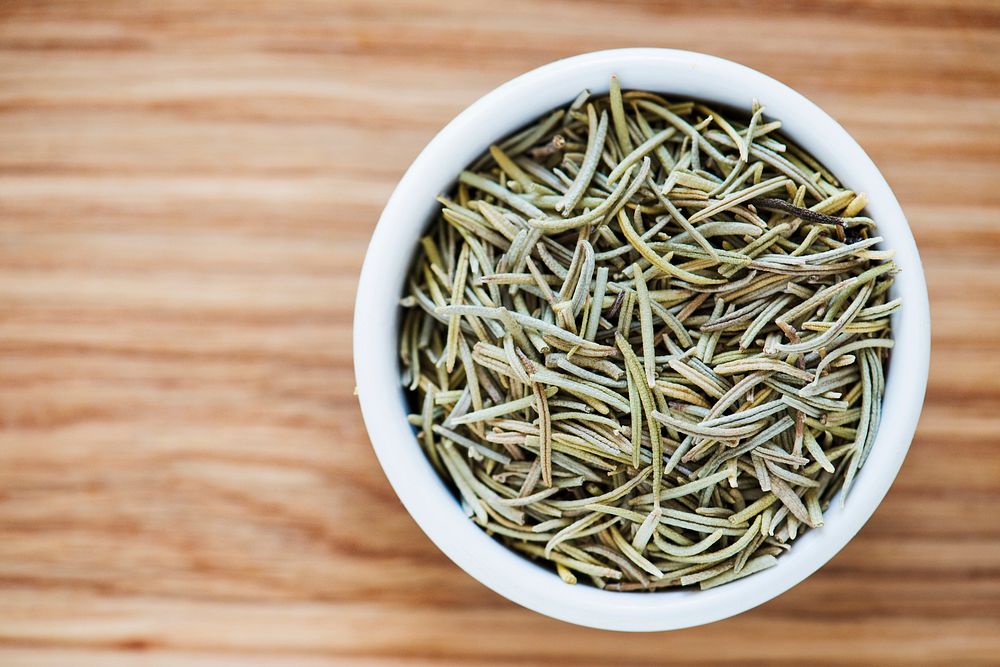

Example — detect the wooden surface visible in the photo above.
[2,1,999,664]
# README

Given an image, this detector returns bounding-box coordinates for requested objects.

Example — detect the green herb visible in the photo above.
[398,77,897,590]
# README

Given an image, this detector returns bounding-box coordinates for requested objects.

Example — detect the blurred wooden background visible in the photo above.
[1,1,999,664]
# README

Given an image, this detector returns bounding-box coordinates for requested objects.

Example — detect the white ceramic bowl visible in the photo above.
[353,48,930,631]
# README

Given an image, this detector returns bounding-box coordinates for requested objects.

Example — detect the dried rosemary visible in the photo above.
[398,79,897,591]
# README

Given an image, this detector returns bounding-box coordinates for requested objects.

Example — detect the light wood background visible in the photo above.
[1,1,999,664]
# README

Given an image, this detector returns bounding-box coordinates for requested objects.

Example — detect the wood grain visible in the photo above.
[1,0,999,664]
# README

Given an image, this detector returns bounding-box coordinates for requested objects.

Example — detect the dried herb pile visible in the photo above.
[399,77,897,590]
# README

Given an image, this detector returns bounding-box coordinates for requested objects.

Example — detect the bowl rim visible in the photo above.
[353,48,930,631]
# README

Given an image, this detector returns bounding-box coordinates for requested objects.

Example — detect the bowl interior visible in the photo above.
[353,48,930,631]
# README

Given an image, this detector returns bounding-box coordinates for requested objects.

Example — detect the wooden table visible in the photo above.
[2,1,999,664]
